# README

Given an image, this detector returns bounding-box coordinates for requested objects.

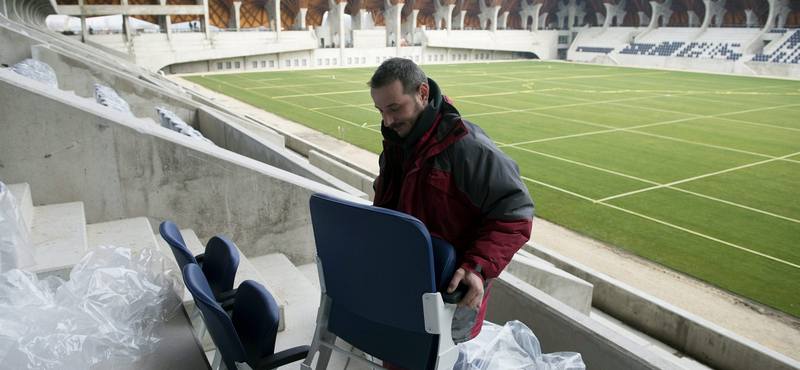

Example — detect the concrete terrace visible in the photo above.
[1,10,799,370]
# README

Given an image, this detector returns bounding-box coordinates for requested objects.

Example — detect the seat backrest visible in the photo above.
[309,193,455,370]
[159,221,197,268]
[232,279,281,365]
[182,263,248,370]
[203,235,240,299]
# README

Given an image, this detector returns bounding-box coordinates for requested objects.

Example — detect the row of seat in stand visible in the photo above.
[158,221,310,370]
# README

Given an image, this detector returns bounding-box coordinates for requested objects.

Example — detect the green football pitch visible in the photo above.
[184,61,800,318]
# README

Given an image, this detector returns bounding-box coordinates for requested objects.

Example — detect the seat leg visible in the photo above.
[212,350,224,370]
[310,330,337,370]
[302,294,338,370]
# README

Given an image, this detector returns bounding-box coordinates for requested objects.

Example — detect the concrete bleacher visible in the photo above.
[1,33,365,198]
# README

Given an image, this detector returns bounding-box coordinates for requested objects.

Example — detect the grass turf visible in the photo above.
[184,61,800,317]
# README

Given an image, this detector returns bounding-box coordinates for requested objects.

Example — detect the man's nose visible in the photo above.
[382,114,393,127]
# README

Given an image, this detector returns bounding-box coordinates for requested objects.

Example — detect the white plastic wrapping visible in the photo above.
[155,106,215,145]
[94,84,133,115]
[0,246,183,370]
[455,320,586,370]
[0,181,36,273]
[10,59,58,88]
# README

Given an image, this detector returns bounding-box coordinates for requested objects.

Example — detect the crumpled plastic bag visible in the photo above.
[455,320,586,370]
[0,245,183,370]
[10,59,58,88]
[0,181,36,273]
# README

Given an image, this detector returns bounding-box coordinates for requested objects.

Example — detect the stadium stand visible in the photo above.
[619,41,743,60]
[620,43,657,55]
[752,30,800,64]
[649,41,685,56]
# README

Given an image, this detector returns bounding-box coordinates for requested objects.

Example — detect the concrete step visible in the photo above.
[590,309,712,370]
[6,182,33,233]
[248,253,317,344]
[30,201,87,280]
[249,253,376,370]
[296,262,320,291]
[507,248,594,315]
[86,217,160,253]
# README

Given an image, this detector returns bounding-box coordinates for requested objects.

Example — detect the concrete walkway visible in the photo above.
[167,75,800,363]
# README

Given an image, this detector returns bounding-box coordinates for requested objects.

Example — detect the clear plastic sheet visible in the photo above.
[155,106,215,145]
[455,320,586,370]
[94,84,133,115]
[0,181,36,273]
[10,59,58,88]
[0,246,183,370]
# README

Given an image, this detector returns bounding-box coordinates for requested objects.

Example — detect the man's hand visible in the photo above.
[447,268,484,308]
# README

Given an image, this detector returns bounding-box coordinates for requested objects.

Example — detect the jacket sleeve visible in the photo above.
[454,126,534,280]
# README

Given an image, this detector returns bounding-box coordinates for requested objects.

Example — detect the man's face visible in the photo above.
[371,79,429,139]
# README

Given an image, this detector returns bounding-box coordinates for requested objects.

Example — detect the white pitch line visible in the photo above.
[597,152,800,203]
[521,176,596,202]
[509,145,662,185]
[270,88,366,98]
[518,177,800,270]
[599,201,800,270]
[668,186,800,225]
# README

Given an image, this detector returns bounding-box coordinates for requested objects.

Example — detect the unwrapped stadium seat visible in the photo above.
[159,220,239,303]
[301,193,464,370]
[183,264,309,370]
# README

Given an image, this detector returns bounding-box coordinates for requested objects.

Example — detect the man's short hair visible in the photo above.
[368,58,427,95]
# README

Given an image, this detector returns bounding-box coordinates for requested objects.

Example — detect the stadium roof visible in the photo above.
[53,0,799,30]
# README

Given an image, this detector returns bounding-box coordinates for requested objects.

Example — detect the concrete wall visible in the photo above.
[0,20,49,67]
[308,150,373,200]
[527,244,800,370]
[127,30,319,71]
[198,107,366,198]
[743,60,800,78]
[246,114,378,199]
[487,272,684,370]
[352,29,386,48]
[0,68,362,265]
[423,29,559,59]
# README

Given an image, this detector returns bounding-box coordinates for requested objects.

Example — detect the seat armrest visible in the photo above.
[255,345,311,369]
[441,283,468,305]
[195,253,205,266]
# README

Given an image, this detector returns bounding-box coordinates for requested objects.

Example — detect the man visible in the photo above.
[369,58,534,345]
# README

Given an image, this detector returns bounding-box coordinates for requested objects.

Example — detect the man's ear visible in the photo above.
[418,82,430,105]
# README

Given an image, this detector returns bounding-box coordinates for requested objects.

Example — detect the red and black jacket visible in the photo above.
[373,78,534,287]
